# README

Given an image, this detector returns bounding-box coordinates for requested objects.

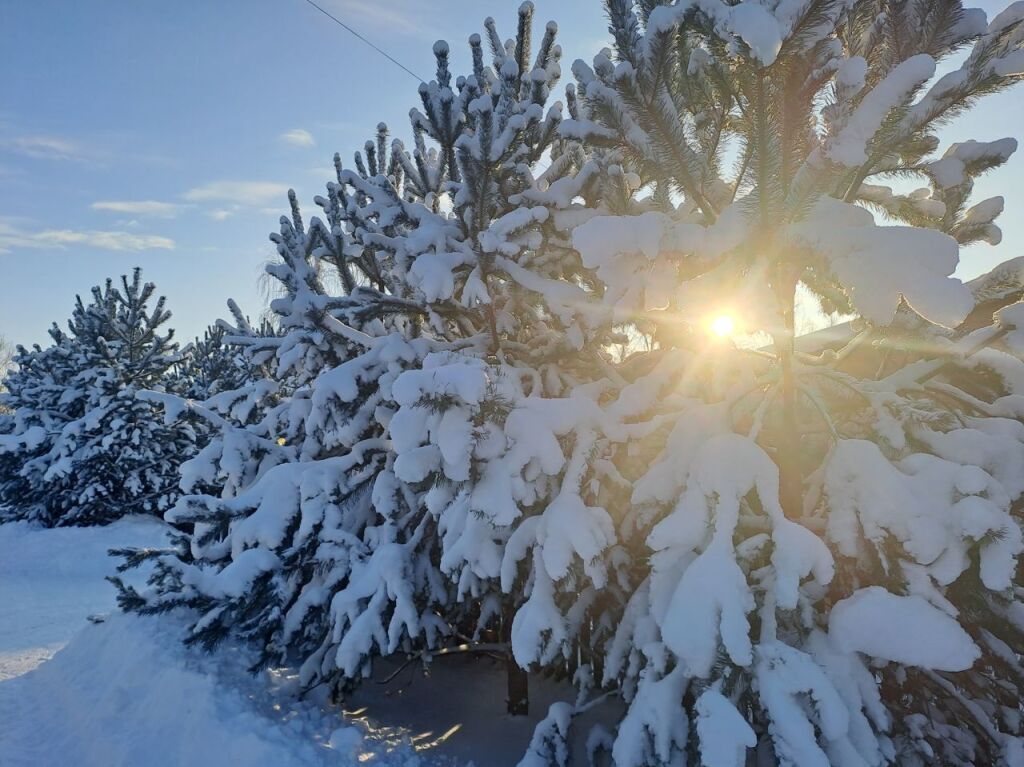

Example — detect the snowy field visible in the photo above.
[0,518,599,767]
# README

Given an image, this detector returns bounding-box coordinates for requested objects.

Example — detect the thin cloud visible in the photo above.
[182,180,289,207]
[208,209,234,221]
[0,128,176,168]
[281,129,316,148]
[91,200,184,217]
[2,134,85,162]
[34,230,174,250]
[324,0,433,36]
[0,221,173,254]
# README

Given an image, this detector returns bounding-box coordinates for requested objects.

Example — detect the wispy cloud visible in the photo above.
[91,200,185,217]
[182,180,289,207]
[2,134,85,162]
[323,0,434,36]
[0,220,174,254]
[208,209,234,221]
[281,128,316,148]
[0,125,176,169]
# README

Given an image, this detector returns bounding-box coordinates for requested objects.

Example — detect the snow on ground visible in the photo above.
[0,612,432,767]
[0,519,431,766]
[0,515,169,680]
[0,518,608,766]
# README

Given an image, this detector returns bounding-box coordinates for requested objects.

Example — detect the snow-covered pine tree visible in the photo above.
[114,2,656,722]
[173,320,262,401]
[0,330,85,522]
[545,1,1024,764]
[0,333,12,392]
[0,269,194,526]
[139,309,280,501]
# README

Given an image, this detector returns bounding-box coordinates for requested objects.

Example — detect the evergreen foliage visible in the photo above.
[0,269,195,526]
[112,1,1024,764]
[173,320,263,401]
[556,1,1024,763]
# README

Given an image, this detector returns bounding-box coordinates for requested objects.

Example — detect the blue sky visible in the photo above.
[1,0,1021,348]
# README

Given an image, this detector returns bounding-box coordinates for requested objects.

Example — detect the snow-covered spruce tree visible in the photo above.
[539,1,1024,764]
[0,269,194,526]
[115,4,632,715]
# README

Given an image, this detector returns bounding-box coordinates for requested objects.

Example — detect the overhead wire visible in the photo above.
[298,0,425,82]
[297,0,556,177]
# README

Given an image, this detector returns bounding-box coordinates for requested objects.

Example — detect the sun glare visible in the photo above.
[709,314,736,338]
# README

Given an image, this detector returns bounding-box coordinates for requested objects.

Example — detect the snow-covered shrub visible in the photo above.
[0,269,196,526]
[117,1,1024,764]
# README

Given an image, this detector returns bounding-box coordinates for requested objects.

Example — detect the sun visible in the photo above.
[709,314,736,338]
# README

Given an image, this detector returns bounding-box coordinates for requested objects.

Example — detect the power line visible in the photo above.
[296,0,558,178]
[298,0,425,83]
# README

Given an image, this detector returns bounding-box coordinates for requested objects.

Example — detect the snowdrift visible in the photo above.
[0,612,422,767]
[0,515,169,680]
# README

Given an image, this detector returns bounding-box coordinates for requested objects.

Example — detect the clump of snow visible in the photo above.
[827,54,935,166]
[517,702,572,767]
[825,438,1023,590]
[968,256,1024,302]
[790,198,973,328]
[643,2,784,66]
[996,300,1024,331]
[926,138,1018,189]
[695,687,755,767]
[327,726,364,760]
[828,587,980,671]
[962,196,1004,227]
[835,56,867,94]
[755,641,852,766]
[571,207,747,317]
[571,211,679,315]
[652,435,833,678]
[611,660,688,767]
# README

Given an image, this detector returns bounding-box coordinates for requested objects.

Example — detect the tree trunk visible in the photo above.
[503,606,529,715]
[506,654,529,716]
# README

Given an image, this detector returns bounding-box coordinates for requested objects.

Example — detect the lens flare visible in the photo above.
[709,314,736,338]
